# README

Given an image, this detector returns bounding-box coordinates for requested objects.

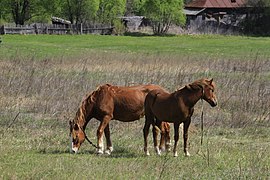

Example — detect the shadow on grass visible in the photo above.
[106,146,141,159]
[37,146,141,158]
[124,32,177,37]
[38,148,72,154]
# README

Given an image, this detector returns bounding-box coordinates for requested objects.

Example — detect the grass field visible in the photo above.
[1,35,270,59]
[0,34,269,179]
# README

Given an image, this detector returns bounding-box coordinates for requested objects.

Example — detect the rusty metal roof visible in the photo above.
[185,0,247,8]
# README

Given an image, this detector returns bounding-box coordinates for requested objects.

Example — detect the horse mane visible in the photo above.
[73,84,108,125]
[185,79,208,91]
[174,85,186,92]
[172,79,209,98]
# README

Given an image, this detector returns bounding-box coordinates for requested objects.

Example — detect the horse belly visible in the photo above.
[113,105,144,122]
[152,105,186,123]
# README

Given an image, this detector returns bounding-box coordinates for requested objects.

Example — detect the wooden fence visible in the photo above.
[0,24,114,35]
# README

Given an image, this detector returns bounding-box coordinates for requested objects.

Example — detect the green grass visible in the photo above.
[1,35,270,59]
[0,117,269,179]
[0,34,269,179]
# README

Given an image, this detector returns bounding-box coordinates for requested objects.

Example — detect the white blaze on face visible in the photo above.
[72,145,79,153]
[70,136,78,153]
[70,136,73,153]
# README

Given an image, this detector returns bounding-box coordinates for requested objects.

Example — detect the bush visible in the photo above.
[112,19,126,35]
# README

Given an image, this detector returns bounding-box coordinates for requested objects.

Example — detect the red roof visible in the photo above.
[185,0,247,8]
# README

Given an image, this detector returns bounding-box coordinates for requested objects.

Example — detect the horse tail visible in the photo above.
[152,92,160,107]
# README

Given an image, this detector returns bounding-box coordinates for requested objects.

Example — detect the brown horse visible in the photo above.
[143,78,217,157]
[69,84,171,154]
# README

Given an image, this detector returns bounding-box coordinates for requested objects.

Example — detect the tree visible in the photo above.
[242,0,270,35]
[33,0,62,22]
[125,0,146,15]
[63,0,99,24]
[9,0,33,25]
[0,0,10,24]
[3,0,59,25]
[97,0,126,25]
[142,0,185,35]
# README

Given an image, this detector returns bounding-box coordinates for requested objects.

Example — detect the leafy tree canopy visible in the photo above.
[97,0,126,24]
[142,0,185,34]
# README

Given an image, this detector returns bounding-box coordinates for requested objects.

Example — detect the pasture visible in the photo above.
[0,35,269,179]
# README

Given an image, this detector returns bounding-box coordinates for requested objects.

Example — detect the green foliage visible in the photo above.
[242,0,270,35]
[0,0,63,25]
[112,19,126,35]
[0,0,10,21]
[126,0,146,15]
[37,0,63,19]
[142,0,186,35]
[97,0,126,25]
[63,0,99,24]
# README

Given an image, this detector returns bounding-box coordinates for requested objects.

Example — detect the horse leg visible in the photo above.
[143,112,153,156]
[152,119,161,156]
[104,124,113,155]
[96,115,112,154]
[173,122,180,157]
[159,121,166,152]
[183,118,191,157]
[164,123,171,152]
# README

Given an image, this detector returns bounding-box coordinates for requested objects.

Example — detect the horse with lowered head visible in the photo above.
[70,84,171,154]
[143,78,217,157]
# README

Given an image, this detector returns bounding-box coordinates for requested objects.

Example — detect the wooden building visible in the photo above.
[184,0,251,34]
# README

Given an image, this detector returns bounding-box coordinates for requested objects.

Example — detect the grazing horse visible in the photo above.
[143,78,217,157]
[69,84,171,154]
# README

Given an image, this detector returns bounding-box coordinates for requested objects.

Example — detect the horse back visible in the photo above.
[145,89,185,122]
[94,84,161,121]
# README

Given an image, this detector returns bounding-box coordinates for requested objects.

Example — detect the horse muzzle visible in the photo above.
[206,98,217,107]
[210,99,218,107]
[71,146,79,153]
[70,136,79,153]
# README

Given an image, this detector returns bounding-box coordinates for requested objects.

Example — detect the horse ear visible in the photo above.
[209,78,213,84]
[186,84,192,90]
[74,124,79,131]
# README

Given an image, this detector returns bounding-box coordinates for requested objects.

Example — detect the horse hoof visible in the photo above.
[166,143,171,152]
[145,151,150,156]
[160,146,166,152]
[104,150,111,155]
[96,149,104,155]
[185,152,190,157]
[155,146,161,156]
[173,152,178,157]
[105,147,113,155]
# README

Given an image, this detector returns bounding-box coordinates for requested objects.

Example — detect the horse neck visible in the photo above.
[175,87,203,108]
[75,99,94,130]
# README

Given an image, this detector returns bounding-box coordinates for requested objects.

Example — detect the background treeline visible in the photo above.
[0,0,269,35]
[0,0,185,35]
[244,0,270,36]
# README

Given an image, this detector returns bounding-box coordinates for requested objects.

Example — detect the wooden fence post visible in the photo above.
[80,23,83,34]
[0,25,5,35]
[45,26,48,34]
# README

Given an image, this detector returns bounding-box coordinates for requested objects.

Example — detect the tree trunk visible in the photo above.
[11,0,30,25]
